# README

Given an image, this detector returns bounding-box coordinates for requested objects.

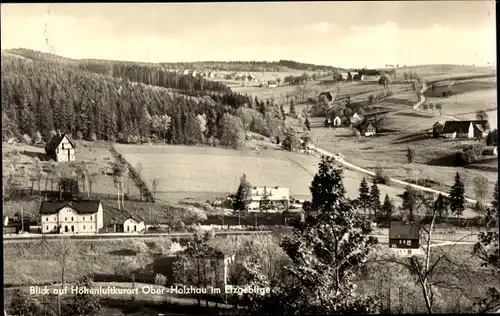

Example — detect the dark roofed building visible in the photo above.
[389,221,422,257]
[360,121,377,136]
[441,120,490,139]
[101,208,146,233]
[40,200,103,234]
[45,133,76,162]
[318,92,335,102]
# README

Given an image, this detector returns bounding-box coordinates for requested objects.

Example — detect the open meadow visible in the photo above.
[426,88,497,128]
[2,141,141,200]
[114,143,406,206]
[382,64,496,81]
[307,127,497,212]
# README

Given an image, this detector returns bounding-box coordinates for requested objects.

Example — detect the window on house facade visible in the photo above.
[90,216,92,221]
[46,217,48,221]
[134,225,137,232]
[71,217,74,221]
[71,226,74,232]
[54,217,56,221]
[392,244,396,248]
[83,217,85,221]
[46,225,49,231]
[90,225,92,230]
[83,225,86,230]
[407,240,412,245]
[407,249,411,254]
[65,217,67,221]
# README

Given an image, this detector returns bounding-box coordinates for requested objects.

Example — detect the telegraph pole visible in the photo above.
[21,206,24,232]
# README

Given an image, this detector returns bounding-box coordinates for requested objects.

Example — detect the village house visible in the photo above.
[389,221,423,257]
[248,186,290,212]
[359,121,377,136]
[207,71,215,79]
[183,69,190,75]
[3,215,38,234]
[353,73,365,81]
[349,113,363,126]
[440,120,489,139]
[318,91,335,103]
[40,200,104,234]
[267,80,278,88]
[124,214,146,233]
[45,133,76,162]
[101,211,146,233]
[332,116,342,127]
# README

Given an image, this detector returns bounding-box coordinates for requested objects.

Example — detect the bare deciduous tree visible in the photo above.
[33,157,44,195]
[151,178,160,202]
[380,194,475,314]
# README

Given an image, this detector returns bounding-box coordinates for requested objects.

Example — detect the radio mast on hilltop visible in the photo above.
[44,5,56,55]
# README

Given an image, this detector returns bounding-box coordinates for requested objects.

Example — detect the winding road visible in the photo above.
[309,76,497,206]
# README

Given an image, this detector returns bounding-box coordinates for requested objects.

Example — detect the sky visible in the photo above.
[1,2,496,68]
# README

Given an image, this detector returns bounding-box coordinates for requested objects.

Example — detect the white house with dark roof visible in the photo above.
[45,133,76,162]
[389,221,423,257]
[123,214,146,233]
[40,200,103,234]
[248,186,290,211]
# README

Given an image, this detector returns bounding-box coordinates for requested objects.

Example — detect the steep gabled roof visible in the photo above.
[125,213,145,223]
[40,200,101,215]
[45,134,76,153]
[389,221,420,240]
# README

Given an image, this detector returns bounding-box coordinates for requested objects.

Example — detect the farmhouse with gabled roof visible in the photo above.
[389,221,423,257]
[45,133,76,162]
[441,120,489,139]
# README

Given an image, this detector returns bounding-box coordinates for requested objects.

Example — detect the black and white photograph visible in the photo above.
[1,2,498,315]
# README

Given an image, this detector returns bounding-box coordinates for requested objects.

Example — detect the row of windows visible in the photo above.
[46,216,93,222]
[45,224,93,232]
[399,239,413,246]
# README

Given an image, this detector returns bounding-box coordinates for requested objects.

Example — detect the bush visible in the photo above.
[154,273,168,286]
[374,165,390,185]
[282,134,301,151]
[455,143,484,166]
[21,134,32,144]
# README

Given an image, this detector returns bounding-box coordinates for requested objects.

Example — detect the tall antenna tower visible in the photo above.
[44,5,56,54]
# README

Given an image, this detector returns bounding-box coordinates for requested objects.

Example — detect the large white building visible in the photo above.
[40,200,104,234]
[248,186,290,211]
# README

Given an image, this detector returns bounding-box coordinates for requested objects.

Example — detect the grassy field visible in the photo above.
[426,89,497,127]
[2,141,140,199]
[382,64,496,81]
[114,143,406,206]
[308,127,497,208]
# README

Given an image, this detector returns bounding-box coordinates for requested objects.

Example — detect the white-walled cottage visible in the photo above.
[40,200,104,234]
[45,133,76,162]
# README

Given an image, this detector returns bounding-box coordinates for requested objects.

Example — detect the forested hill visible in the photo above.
[1,49,282,148]
[4,48,231,94]
[160,59,344,72]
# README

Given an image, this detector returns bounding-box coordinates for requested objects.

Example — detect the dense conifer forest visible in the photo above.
[1,49,287,148]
